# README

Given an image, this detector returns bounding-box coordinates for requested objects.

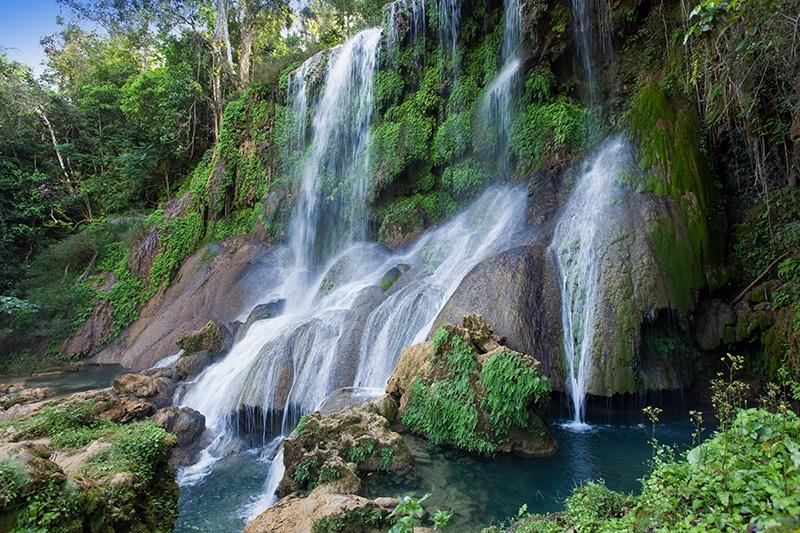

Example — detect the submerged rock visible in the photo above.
[388,314,556,457]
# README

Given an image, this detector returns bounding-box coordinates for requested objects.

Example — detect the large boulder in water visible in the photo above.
[276,401,412,497]
[388,314,556,457]
[430,245,564,388]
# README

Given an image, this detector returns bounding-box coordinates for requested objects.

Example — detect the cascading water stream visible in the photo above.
[286,28,382,278]
[570,0,614,104]
[175,20,532,522]
[385,0,426,52]
[480,0,522,173]
[550,136,629,428]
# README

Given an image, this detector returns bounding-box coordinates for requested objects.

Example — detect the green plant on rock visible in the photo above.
[403,328,550,455]
[510,98,592,173]
[480,351,550,436]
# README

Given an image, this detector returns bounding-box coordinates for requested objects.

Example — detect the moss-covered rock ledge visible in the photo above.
[388,314,555,456]
[0,374,205,532]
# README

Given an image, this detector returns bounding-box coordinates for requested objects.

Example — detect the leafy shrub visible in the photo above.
[441,158,490,199]
[734,187,800,279]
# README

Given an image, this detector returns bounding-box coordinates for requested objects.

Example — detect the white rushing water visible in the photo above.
[176,22,531,518]
[385,0,426,52]
[570,0,614,103]
[550,136,629,428]
[480,0,523,173]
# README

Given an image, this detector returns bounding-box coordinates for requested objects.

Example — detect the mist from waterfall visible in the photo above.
[550,136,630,427]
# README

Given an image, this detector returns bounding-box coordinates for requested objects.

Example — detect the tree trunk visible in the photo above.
[239,18,254,88]
[37,107,73,193]
[214,0,235,77]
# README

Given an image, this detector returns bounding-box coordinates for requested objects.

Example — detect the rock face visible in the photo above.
[388,314,556,457]
[276,401,412,497]
[90,237,281,370]
[431,244,563,387]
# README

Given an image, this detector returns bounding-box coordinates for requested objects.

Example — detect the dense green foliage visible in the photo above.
[403,328,550,455]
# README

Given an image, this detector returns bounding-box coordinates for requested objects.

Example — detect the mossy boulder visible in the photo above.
[629,82,726,294]
[388,314,555,456]
[0,387,179,532]
[277,401,412,497]
[176,320,232,355]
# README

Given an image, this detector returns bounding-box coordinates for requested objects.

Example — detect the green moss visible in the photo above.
[402,328,550,455]
[510,98,592,173]
[629,82,724,291]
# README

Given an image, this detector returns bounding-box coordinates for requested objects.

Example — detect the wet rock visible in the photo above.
[693,299,737,350]
[152,407,205,448]
[175,351,215,381]
[277,404,413,497]
[317,387,386,416]
[431,245,562,387]
[234,299,287,340]
[176,320,232,355]
[379,263,410,291]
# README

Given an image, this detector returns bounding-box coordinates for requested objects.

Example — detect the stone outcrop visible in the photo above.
[176,320,232,355]
[389,314,556,457]
[0,385,179,532]
[276,400,412,497]
[244,484,394,533]
[112,373,176,409]
[152,407,205,448]
[90,237,280,370]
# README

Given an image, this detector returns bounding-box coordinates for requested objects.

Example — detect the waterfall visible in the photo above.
[550,136,629,427]
[286,28,382,274]
[385,0,426,52]
[176,21,530,518]
[480,0,523,173]
[570,0,614,103]
[436,0,463,57]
